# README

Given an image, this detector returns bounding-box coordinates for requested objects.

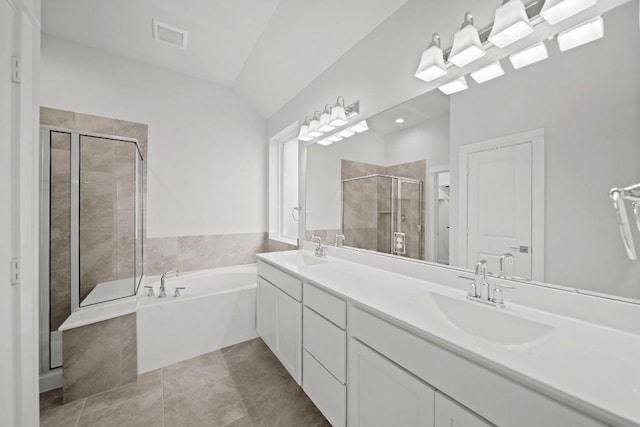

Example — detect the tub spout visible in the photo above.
[160,269,179,298]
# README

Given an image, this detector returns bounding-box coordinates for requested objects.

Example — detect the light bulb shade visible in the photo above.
[338,129,356,138]
[438,76,469,95]
[348,120,368,133]
[557,16,604,52]
[308,113,323,137]
[540,0,597,25]
[449,15,486,67]
[317,139,333,146]
[488,0,534,48]
[415,45,448,82]
[509,41,548,69]
[470,61,505,84]
[298,118,313,141]
[328,105,348,127]
[327,135,343,142]
[319,108,335,132]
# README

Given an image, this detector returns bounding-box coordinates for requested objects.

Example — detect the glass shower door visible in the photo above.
[396,179,423,260]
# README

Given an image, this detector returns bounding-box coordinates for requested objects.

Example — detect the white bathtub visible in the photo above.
[137,264,258,373]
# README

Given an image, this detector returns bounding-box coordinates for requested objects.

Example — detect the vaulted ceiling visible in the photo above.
[42,0,408,117]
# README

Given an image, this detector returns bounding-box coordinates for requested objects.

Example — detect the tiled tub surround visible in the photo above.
[41,338,329,427]
[62,313,137,403]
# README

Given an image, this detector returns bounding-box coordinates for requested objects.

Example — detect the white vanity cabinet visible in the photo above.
[256,260,302,384]
[435,392,493,427]
[349,338,435,427]
[302,282,347,427]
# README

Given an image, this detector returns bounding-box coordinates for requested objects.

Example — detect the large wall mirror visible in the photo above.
[305,0,640,300]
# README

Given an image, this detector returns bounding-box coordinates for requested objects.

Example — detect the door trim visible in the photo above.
[458,128,545,281]
[427,164,449,263]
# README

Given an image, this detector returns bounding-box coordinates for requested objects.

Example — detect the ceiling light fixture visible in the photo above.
[438,76,469,95]
[415,33,448,82]
[557,16,604,51]
[488,0,534,48]
[395,118,405,124]
[470,61,505,84]
[509,41,548,69]
[348,120,369,133]
[540,0,597,25]
[297,116,313,141]
[449,12,486,67]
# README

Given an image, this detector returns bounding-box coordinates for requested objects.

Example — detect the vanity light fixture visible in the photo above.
[297,116,313,141]
[415,33,448,82]
[488,0,534,48]
[540,0,597,25]
[338,128,356,138]
[308,111,323,138]
[509,41,548,69]
[557,16,604,52]
[438,76,469,95]
[319,105,336,133]
[395,118,405,124]
[348,120,369,133]
[329,97,349,127]
[316,139,333,146]
[470,61,505,84]
[448,12,486,67]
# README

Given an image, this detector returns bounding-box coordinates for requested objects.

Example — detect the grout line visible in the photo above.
[74,399,86,427]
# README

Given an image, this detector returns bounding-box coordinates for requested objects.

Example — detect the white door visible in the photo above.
[435,392,493,427]
[257,277,277,349]
[275,288,302,384]
[466,143,532,279]
[349,339,435,427]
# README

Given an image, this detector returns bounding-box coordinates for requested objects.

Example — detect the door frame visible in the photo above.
[458,128,545,281]
[427,164,449,263]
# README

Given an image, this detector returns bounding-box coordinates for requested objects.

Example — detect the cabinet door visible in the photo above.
[435,392,493,427]
[349,339,435,427]
[257,278,277,348]
[276,289,302,384]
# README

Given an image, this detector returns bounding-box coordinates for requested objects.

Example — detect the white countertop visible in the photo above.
[257,250,640,427]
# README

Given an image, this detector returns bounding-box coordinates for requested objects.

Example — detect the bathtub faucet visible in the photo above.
[160,269,179,298]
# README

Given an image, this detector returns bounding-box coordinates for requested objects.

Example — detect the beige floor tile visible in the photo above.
[163,350,230,400]
[76,388,162,427]
[40,398,85,427]
[82,369,162,416]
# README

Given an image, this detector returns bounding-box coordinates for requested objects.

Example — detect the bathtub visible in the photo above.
[137,264,258,373]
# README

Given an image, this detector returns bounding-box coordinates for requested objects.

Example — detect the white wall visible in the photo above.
[449,2,640,298]
[385,114,450,167]
[41,35,267,238]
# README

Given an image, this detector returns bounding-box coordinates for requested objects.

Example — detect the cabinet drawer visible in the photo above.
[303,306,346,384]
[303,282,346,328]
[258,260,302,301]
[350,306,605,427]
[303,350,346,427]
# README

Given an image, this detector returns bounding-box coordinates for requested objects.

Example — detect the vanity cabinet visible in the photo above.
[256,260,302,384]
[435,392,493,427]
[349,338,435,427]
[302,282,347,427]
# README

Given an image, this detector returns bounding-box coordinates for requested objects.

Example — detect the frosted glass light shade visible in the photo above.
[308,114,323,138]
[338,129,356,138]
[317,139,333,146]
[329,105,348,127]
[557,16,604,51]
[449,22,486,67]
[540,0,597,25]
[298,119,313,141]
[488,0,534,48]
[415,45,447,82]
[509,41,548,69]
[327,135,343,142]
[438,77,469,95]
[349,120,368,133]
[470,61,505,84]
[319,109,335,133]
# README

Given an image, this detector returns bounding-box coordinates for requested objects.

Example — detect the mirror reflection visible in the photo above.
[305,1,640,300]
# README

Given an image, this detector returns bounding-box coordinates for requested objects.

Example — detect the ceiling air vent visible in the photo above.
[152,19,188,49]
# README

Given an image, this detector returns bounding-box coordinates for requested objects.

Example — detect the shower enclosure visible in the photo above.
[39,126,144,376]
[342,174,423,259]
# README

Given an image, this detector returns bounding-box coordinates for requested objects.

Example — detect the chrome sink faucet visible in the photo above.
[474,260,489,300]
[335,234,346,247]
[311,235,326,258]
[461,259,516,308]
[498,253,515,279]
[160,269,179,298]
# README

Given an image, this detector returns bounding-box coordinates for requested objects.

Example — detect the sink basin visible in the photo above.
[296,253,328,266]
[430,293,555,346]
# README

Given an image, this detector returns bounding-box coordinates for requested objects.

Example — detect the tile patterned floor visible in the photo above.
[40,338,330,427]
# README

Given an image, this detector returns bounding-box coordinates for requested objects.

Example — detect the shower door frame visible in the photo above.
[38,126,144,376]
[341,174,423,259]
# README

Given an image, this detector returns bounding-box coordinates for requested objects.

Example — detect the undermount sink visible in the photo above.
[430,293,555,347]
[297,253,329,266]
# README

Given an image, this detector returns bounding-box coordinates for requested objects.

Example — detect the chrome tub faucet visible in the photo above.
[160,269,179,298]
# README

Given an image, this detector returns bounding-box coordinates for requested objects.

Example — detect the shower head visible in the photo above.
[609,188,637,260]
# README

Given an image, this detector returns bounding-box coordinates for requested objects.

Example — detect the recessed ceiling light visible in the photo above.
[395,118,405,124]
